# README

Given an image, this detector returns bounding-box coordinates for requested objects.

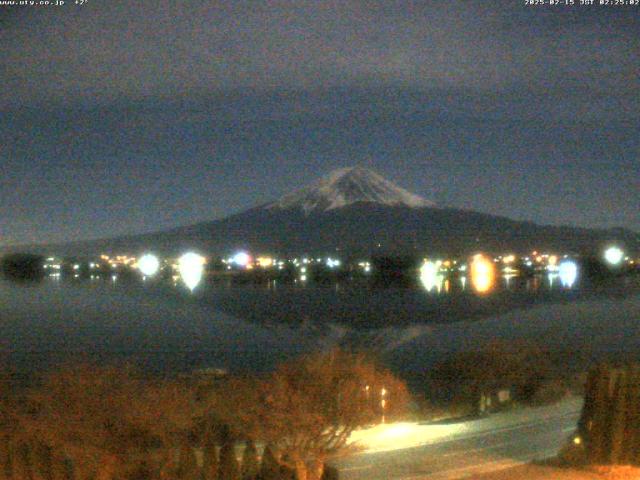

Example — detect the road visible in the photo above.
[336,397,583,480]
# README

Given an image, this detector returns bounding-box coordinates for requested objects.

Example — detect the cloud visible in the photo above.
[1,1,637,111]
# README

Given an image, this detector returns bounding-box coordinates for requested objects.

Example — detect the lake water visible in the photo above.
[1,272,638,378]
[184,273,639,328]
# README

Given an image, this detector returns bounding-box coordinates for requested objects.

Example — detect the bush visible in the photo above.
[1,253,44,280]
[530,378,567,405]
[428,339,567,409]
[557,442,588,467]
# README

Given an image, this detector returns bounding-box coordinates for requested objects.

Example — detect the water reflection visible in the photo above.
[470,254,496,294]
[503,273,517,289]
[178,252,205,291]
[530,276,542,291]
[559,260,578,288]
[33,250,625,305]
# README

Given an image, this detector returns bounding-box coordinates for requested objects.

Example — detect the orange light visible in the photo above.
[256,256,274,267]
[470,254,496,294]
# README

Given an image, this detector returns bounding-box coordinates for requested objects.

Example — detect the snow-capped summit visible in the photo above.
[266,166,435,214]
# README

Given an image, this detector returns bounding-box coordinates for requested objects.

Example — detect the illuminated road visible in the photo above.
[337,397,582,480]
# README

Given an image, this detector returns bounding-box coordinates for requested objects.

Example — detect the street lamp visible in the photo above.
[138,253,160,277]
[604,246,624,266]
[381,387,387,424]
[232,251,251,267]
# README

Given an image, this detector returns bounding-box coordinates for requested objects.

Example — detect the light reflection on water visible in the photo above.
[11,271,639,338]
[178,252,205,291]
[1,271,637,377]
[36,248,638,313]
[503,274,517,289]
[469,254,496,294]
[58,264,585,298]
[559,260,578,288]
[417,270,582,296]
[42,251,594,303]
[419,261,443,293]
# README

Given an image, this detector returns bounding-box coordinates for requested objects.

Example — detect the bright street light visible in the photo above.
[232,251,251,267]
[604,246,624,266]
[138,253,160,277]
[419,260,442,293]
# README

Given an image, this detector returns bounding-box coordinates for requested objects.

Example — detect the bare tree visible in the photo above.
[578,364,640,465]
[213,350,410,480]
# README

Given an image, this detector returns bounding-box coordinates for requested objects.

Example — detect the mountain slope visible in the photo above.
[10,167,638,257]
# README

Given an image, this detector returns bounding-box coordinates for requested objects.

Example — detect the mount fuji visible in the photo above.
[20,167,638,257]
[265,166,434,214]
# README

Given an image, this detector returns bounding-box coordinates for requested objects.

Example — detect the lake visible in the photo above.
[1,272,639,378]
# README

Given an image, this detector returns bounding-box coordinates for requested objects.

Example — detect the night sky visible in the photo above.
[1,1,638,246]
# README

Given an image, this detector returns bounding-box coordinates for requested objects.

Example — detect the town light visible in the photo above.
[604,246,624,266]
[137,253,160,277]
[502,254,516,264]
[232,251,251,267]
[256,256,273,267]
[326,258,341,268]
[381,387,388,424]
[178,252,205,291]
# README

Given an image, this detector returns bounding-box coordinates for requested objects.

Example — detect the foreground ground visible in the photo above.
[472,464,602,479]
[337,397,584,479]
[475,465,640,479]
